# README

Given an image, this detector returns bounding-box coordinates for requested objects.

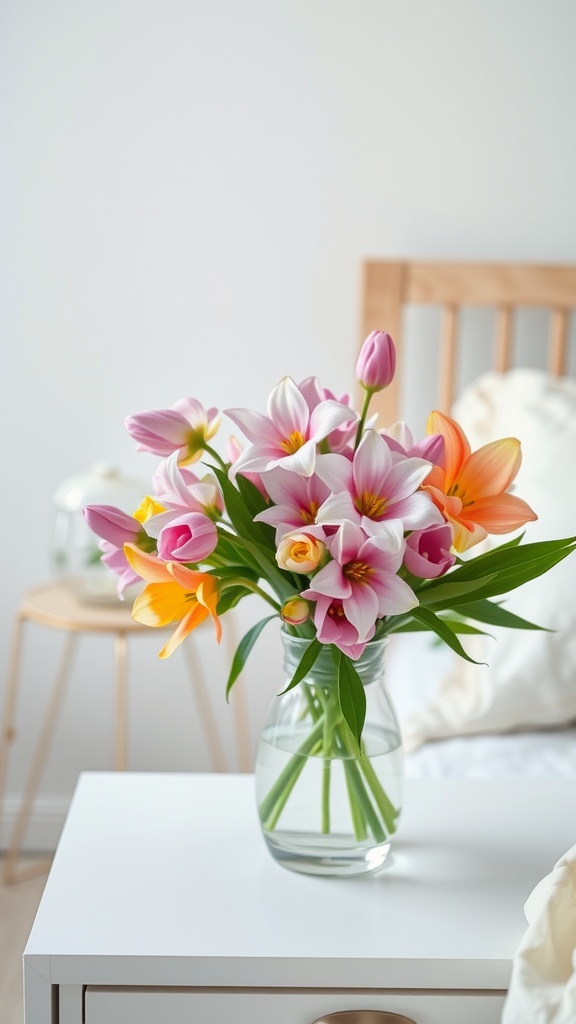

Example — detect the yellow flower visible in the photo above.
[124,544,221,658]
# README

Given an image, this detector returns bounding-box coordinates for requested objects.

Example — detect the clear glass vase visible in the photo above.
[254,630,404,878]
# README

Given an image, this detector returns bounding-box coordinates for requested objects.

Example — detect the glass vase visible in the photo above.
[254,630,404,878]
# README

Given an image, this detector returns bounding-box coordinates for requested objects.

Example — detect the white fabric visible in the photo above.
[404,727,576,780]
[502,844,576,1024]
[397,369,576,750]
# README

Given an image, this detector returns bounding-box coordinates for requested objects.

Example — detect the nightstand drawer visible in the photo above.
[85,986,507,1024]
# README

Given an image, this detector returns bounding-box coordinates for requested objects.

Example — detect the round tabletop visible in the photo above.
[18,584,150,634]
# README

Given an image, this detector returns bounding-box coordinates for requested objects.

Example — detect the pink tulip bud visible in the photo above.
[281,596,310,626]
[356,331,396,392]
[156,512,218,563]
[403,524,455,579]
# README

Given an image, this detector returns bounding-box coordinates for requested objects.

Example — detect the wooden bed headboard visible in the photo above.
[359,259,576,423]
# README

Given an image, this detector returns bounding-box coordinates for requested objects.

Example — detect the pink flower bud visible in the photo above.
[281,596,310,626]
[356,331,396,392]
[403,524,455,579]
[276,532,328,574]
[156,512,218,563]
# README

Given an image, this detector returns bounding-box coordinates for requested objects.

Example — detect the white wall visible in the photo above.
[2,0,576,848]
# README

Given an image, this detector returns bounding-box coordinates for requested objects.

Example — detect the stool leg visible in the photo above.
[114,632,128,771]
[3,632,78,885]
[181,639,228,772]
[0,612,26,847]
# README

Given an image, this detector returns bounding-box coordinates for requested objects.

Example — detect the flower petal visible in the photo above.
[309,399,356,442]
[457,438,522,500]
[267,376,309,436]
[463,493,538,534]
[123,544,172,582]
[131,581,191,626]
[344,585,380,642]
[426,410,470,488]
[158,605,210,658]
[225,407,279,446]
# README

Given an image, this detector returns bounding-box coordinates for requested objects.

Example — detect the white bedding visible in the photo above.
[405,728,576,780]
[386,630,576,781]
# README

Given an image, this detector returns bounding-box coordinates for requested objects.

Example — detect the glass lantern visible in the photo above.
[52,462,147,605]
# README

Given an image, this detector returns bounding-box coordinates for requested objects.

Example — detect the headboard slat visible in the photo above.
[360,259,576,422]
[494,306,513,373]
[549,309,569,375]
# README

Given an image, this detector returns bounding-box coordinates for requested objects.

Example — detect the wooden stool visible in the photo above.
[0,584,251,884]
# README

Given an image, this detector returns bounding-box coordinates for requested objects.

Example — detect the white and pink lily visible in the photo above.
[225,376,354,479]
[315,429,443,537]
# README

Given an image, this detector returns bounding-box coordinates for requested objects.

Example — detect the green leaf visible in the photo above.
[456,598,550,631]
[235,472,270,518]
[214,467,274,550]
[278,637,323,695]
[225,615,277,699]
[392,617,490,636]
[336,651,367,750]
[417,574,498,607]
[408,607,486,664]
[417,537,576,609]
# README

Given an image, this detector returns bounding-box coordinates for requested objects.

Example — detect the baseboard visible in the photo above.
[0,796,70,853]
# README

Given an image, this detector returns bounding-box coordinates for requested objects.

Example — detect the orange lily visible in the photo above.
[422,410,537,552]
[124,544,221,658]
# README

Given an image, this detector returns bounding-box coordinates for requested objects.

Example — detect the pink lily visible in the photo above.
[225,376,354,478]
[254,466,330,541]
[125,398,221,466]
[302,520,418,645]
[315,429,442,536]
[304,595,375,660]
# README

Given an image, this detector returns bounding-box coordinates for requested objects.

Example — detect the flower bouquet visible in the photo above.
[84,331,575,875]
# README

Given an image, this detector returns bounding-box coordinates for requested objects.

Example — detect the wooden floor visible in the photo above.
[0,858,49,1024]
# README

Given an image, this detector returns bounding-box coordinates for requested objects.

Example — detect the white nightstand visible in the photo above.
[23,772,576,1024]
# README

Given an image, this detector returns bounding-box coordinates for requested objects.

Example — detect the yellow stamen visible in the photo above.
[344,560,372,584]
[280,430,306,455]
[354,490,387,519]
[300,501,319,524]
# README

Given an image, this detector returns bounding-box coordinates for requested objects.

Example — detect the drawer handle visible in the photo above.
[312,1014,417,1024]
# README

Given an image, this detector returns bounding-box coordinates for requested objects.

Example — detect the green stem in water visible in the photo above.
[337,720,399,835]
[259,719,325,830]
[343,760,368,841]
[321,759,331,834]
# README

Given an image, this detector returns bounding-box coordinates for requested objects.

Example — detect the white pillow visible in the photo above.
[398,368,576,751]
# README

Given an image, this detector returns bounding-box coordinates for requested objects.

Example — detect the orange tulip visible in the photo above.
[422,411,537,553]
[123,544,221,658]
